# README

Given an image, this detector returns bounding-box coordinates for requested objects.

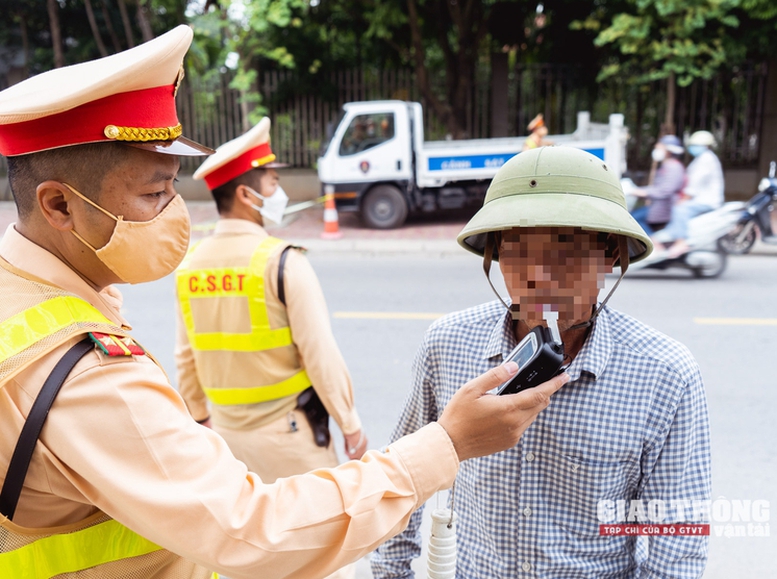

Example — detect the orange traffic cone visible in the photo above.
[320,187,343,240]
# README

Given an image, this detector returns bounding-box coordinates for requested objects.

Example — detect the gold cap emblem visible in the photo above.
[104,125,121,139]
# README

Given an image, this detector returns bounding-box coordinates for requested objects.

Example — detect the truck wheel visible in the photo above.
[362,185,408,229]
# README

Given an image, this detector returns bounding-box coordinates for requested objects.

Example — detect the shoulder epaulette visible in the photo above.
[88,332,146,357]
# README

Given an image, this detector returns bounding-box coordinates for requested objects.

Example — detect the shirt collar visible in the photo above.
[481,303,614,381]
[0,224,130,328]
[564,307,613,381]
[482,306,516,360]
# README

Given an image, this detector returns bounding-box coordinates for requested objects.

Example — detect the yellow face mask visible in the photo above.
[64,183,191,284]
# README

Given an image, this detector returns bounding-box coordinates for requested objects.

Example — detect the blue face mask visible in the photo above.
[688,145,706,157]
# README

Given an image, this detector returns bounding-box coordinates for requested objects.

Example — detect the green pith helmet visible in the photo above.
[457,146,653,265]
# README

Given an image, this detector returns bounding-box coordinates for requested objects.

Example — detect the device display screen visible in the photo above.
[508,332,537,370]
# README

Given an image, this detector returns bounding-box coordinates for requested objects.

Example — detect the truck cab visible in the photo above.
[318,101,415,228]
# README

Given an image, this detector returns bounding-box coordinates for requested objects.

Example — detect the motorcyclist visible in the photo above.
[630,135,686,236]
[658,130,724,258]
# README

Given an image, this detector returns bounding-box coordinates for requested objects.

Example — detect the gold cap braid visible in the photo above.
[103,124,183,142]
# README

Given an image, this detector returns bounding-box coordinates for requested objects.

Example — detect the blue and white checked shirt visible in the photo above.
[371,301,711,579]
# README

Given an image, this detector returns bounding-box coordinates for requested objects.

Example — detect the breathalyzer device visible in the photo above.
[496,325,565,396]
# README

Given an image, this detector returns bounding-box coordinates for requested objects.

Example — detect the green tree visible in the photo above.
[0,0,186,80]
[575,0,740,134]
[187,0,309,128]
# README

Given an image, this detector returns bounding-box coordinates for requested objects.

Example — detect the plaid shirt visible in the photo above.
[371,301,711,579]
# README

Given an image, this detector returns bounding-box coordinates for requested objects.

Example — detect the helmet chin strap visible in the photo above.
[482,233,630,332]
[482,232,511,314]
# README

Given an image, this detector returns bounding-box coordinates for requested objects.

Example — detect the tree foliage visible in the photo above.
[4,0,777,144]
[575,0,741,87]
[1,0,187,80]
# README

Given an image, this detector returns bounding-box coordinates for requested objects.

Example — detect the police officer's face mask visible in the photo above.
[64,183,191,284]
[246,185,289,225]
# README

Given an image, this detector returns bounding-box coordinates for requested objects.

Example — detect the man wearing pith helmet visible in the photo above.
[177,119,368,578]
[0,27,569,578]
[374,146,711,578]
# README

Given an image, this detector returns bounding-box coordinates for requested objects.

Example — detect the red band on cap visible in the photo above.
[0,85,179,156]
[203,143,275,190]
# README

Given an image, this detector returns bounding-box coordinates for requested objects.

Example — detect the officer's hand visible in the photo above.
[344,429,368,460]
[437,363,569,462]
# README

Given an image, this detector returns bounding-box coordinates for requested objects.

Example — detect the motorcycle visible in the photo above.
[621,178,745,278]
[719,161,777,254]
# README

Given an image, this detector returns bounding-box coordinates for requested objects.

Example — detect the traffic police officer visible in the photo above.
[0,26,566,578]
[176,119,367,550]
[178,121,368,579]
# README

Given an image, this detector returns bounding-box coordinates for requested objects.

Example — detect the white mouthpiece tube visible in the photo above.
[543,309,562,344]
[427,508,457,579]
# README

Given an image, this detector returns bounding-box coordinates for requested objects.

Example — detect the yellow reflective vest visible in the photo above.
[176,236,311,406]
[0,259,212,579]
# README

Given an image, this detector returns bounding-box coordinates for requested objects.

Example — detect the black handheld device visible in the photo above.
[496,326,565,395]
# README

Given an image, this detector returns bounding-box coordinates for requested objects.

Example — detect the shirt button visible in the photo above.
[571,464,579,473]
[522,561,532,572]
[525,452,535,462]
[523,507,532,517]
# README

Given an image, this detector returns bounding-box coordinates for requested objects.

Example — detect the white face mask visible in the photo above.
[247,185,289,225]
[651,148,666,162]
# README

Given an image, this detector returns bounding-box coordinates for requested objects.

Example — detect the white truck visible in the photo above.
[317,100,629,228]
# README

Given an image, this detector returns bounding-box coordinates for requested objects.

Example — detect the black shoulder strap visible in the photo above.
[0,337,94,520]
[277,245,294,307]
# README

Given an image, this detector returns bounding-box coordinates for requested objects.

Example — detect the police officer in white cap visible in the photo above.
[0,26,567,578]
[176,120,369,579]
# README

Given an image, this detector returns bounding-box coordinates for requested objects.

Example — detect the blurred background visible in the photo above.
[2,0,777,201]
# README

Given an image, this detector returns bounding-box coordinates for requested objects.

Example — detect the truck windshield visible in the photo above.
[338,113,395,156]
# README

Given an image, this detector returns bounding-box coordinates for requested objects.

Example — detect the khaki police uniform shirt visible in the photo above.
[174,219,361,433]
[0,224,458,578]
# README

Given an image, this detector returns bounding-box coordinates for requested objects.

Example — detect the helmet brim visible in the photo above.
[457,192,653,264]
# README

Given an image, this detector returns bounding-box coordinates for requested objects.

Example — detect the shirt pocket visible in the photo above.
[542,452,636,537]
[537,454,636,574]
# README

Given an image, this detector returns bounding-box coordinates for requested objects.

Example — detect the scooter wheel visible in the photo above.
[691,251,727,279]
[719,222,757,254]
